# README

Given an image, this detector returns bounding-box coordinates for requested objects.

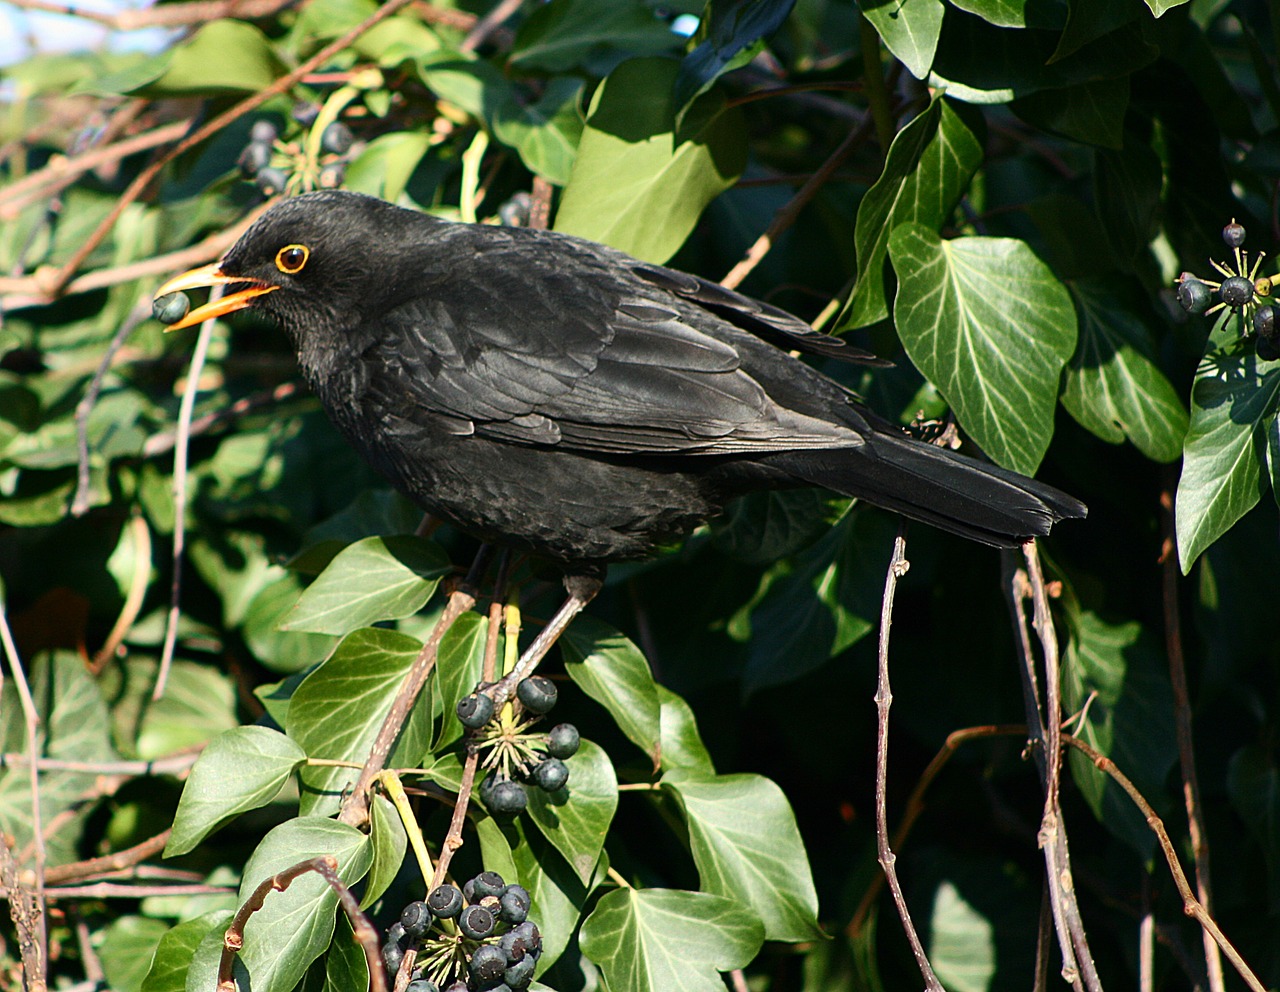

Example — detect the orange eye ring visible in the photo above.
[276,244,309,274]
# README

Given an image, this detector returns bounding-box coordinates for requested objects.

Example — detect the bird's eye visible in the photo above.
[275,244,309,274]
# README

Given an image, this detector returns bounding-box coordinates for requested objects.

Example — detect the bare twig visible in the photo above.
[89,512,152,671]
[156,288,221,700]
[337,548,490,829]
[1062,734,1265,992]
[1159,483,1223,992]
[6,0,293,30]
[431,750,480,889]
[0,751,199,776]
[142,381,302,457]
[43,830,171,886]
[0,601,47,991]
[720,108,878,290]
[459,0,522,53]
[871,527,943,990]
[42,0,420,299]
[1,836,45,992]
[218,856,387,992]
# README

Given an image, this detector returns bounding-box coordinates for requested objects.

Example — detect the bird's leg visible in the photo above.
[489,572,602,706]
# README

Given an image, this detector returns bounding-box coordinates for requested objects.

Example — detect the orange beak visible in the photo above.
[153,263,278,331]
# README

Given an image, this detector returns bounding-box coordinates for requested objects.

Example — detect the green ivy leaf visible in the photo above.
[287,627,433,815]
[510,0,680,74]
[710,489,846,564]
[1061,276,1188,462]
[562,616,661,767]
[511,819,597,973]
[662,769,822,941]
[859,0,944,79]
[579,888,765,992]
[98,916,170,992]
[324,915,369,992]
[889,223,1077,474]
[141,912,233,992]
[839,96,983,330]
[1062,608,1177,858]
[1010,76,1129,149]
[363,794,409,910]
[491,77,586,186]
[674,0,796,111]
[555,57,746,264]
[657,685,715,775]
[1176,314,1280,572]
[431,611,489,748]
[1226,745,1280,901]
[346,132,433,203]
[525,739,618,884]
[166,726,306,856]
[282,536,450,635]
[231,819,372,992]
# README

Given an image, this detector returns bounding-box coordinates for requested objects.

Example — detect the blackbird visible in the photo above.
[155,190,1085,574]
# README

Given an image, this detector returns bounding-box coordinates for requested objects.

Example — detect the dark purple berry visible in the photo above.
[319,161,346,188]
[427,884,463,919]
[470,944,508,984]
[471,871,506,899]
[400,900,430,935]
[504,954,535,989]
[499,884,530,923]
[1223,220,1246,248]
[533,757,569,792]
[481,776,527,816]
[153,292,190,325]
[1255,304,1277,340]
[1176,276,1211,315]
[1220,275,1254,309]
[498,192,533,227]
[249,119,278,144]
[405,981,439,992]
[516,675,557,714]
[382,939,404,974]
[546,723,579,759]
[237,141,271,177]
[321,121,354,154]
[511,921,541,955]
[458,904,496,939]
[292,101,319,126]
[1258,335,1280,361]
[458,692,495,729]
[256,166,288,196]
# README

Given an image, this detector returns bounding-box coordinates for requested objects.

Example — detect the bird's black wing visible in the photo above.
[374,231,865,455]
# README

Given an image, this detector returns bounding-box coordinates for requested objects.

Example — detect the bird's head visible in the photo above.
[153,190,442,338]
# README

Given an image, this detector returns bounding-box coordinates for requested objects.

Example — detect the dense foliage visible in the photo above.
[2,0,1279,989]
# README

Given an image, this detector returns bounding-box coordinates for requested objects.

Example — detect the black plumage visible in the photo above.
[156,190,1085,571]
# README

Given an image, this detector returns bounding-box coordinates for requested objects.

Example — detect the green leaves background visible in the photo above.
[5,0,1280,990]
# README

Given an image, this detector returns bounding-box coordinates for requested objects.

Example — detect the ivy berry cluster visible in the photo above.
[1177,220,1280,360]
[236,112,356,197]
[456,676,581,817]
[383,871,542,992]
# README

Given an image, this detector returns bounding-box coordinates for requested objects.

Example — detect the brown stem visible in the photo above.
[1159,482,1224,992]
[871,527,944,991]
[431,750,481,889]
[720,110,877,290]
[43,829,171,885]
[0,836,45,992]
[6,0,293,30]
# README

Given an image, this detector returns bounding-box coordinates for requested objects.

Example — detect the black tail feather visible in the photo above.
[774,432,1087,548]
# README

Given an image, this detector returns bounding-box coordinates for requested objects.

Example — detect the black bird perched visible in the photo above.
[156,190,1085,578]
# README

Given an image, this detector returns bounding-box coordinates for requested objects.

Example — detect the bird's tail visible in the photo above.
[772,431,1086,548]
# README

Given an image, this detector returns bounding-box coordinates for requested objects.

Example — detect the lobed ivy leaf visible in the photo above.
[662,769,822,941]
[555,57,746,264]
[287,627,433,815]
[657,685,715,774]
[525,739,618,884]
[673,0,796,113]
[1009,76,1129,149]
[97,916,170,992]
[839,96,983,330]
[325,916,369,992]
[1061,276,1188,463]
[890,222,1077,475]
[510,0,681,74]
[561,616,661,766]
[166,726,306,856]
[363,794,409,910]
[1175,313,1280,572]
[431,610,489,748]
[579,887,765,992]
[282,535,450,635]
[491,77,586,187]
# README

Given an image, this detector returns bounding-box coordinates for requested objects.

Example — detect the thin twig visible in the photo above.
[337,548,490,829]
[0,601,47,990]
[1062,734,1265,992]
[5,0,292,30]
[43,830,171,886]
[871,527,943,990]
[0,121,189,216]
[0,751,199,775]
[459,0,523,53]
[142,381,302,457]
[88,512,152,671]
[720,108,877,290]
[1159,483,1224,992]
[1,836,45,992]
[42,0,420,299]
[156,288,221,700]
[431,750,480,889]
[72,301,151,516]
